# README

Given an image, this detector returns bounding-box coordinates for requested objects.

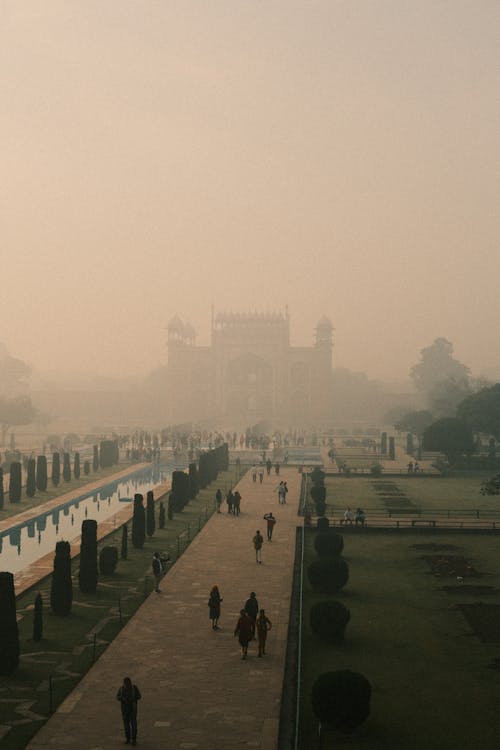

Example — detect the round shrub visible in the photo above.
[311,670,371,732]
[315,499,327,517]
[310,600,350,642]
[308,557,349,593]
[99,545,118,575]
[316,516,330,533]
[311,484,326,504]
[314,532,344,558]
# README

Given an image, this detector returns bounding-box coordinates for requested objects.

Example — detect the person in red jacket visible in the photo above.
[234,609,253,660]
[263,512,276,541]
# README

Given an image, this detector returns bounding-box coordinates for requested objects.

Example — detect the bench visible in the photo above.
[411,519,436,527]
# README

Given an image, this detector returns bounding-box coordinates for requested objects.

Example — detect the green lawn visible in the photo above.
[299,528,500,749]
[320,475,498,515]
[0,465,239,750]
[0,463,144,523]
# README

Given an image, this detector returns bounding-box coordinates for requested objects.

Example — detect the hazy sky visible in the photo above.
[2,1,499,381]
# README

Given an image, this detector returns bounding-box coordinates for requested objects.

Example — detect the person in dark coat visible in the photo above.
[244,591,259,637]
[208,584,223,629]
[234,609,253,660]
[116,676,141,745]
[256,609,272,657]
[233,490,241,516]
[215,488,222,513]
[226,490,234,514]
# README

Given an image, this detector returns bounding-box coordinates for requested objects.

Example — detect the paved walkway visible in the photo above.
[26,468,300,750]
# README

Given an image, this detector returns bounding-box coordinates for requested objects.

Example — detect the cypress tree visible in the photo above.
[83,460,90,475]
[93,444,99,472]
[74,452,80,480]
[33,592,43,642]
[0,467,4,510]
[158,501,166,529]
[52,452,60,486]
[50,540,73,615]
[63,452,71,482]
[9,462,22,503]
[121,523,128,559]
[79,520,98,593]
[36,455,48,492]
[131,494,146,549]
[0,572,20,674]
[389,436,396,460]
[26,458,36,498]
[146,490,156,537]
[188,462,199,500]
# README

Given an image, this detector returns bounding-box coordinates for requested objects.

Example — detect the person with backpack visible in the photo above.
[252,530,264,564]
[116,676,141,745]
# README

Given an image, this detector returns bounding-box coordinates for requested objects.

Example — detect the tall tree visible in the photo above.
[50,540,73,615]
[51,452,60,486]
[73,452,81,479]
[36,455,48,492]
[410,338,471,400]
[79,520,98,593]
[146,491,156,537]
[9,462,22,503]
[62,452,71,482]
[457,383,500,439]
[423,417,474,465]
[0,395,36,448]
[131,494,146,549]
[26,458,36,498]
[0,572,20,674]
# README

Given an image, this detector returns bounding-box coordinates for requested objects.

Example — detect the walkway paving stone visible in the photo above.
[26,468,300,750]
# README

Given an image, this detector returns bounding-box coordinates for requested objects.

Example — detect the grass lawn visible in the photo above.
[0,465,239,750]
[0,463,144,524]
[299,528,500,749]
[320,475,498,515]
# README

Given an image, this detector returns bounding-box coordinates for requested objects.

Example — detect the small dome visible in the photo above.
[316,315,333,329]
[167,315,184,333]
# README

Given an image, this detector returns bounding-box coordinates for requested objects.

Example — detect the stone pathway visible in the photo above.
[26,468,300,750]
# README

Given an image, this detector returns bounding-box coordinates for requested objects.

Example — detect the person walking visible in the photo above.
[244,591,259,637]
[275,462,280,475]
[215,488,222,513]
[208,585,223,630]
[276,481,286,504]
[233,490,241,516]
[116,676,141,746]
[258,464,264,483]
[263,512,276,541]
[253,530,264,564]
[251,465,257,482]
[226,490,234,514]
[234,609,253,660]
[266,458,272,476]
[152,551,163,593]
[256,609,272,657]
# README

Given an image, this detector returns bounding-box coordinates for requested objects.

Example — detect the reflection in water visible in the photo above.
[0,462,180,576]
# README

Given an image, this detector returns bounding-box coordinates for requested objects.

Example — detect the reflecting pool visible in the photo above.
[0,461,184,576]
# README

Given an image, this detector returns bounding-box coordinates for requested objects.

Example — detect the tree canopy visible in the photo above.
[457,383,500,439]
[422,417,474,465]
[0,396,37,446]
[394,410,434,435]
[410,338,471,395]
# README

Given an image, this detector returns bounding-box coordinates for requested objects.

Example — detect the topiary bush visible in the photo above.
[62,452,71,482]
[146,491,156,537]
[310,467,326,486]
[308,557,349,593]
[99,545,118,575]
[52,453,60,486]
[50,540,73,616]
[132,494,146,549]
[121,524,128,560]
[311,670,371,732]
[159,501,166,529]
[317,516,330,533]
[315,499,327,517]
[36,455,47,491]
[26,458,36,498]
[0,572,20,674]
[311,484,326,504]
[79,519,98,593]
[74,452,80,479]
[83,460,90,475]
[314,532,344,558]
[9,461,22,503]
[310,600,350,642]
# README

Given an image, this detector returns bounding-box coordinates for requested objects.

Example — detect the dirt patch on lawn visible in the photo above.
[411,543,459,551]
[442,585,496,595]
[423,555,480,577]
[458,604,500,642]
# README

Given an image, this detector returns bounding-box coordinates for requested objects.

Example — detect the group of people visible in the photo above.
[251,460,281,483]
[215,488,242,515]
[407,461,421,473]
[234,592,273,660]
[275,480,288,504]
[340,507,366,526]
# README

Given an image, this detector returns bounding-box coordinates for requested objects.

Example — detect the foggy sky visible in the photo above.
[2,1,499,381]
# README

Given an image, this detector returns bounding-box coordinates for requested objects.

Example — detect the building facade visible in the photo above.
[166,310,333,427]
